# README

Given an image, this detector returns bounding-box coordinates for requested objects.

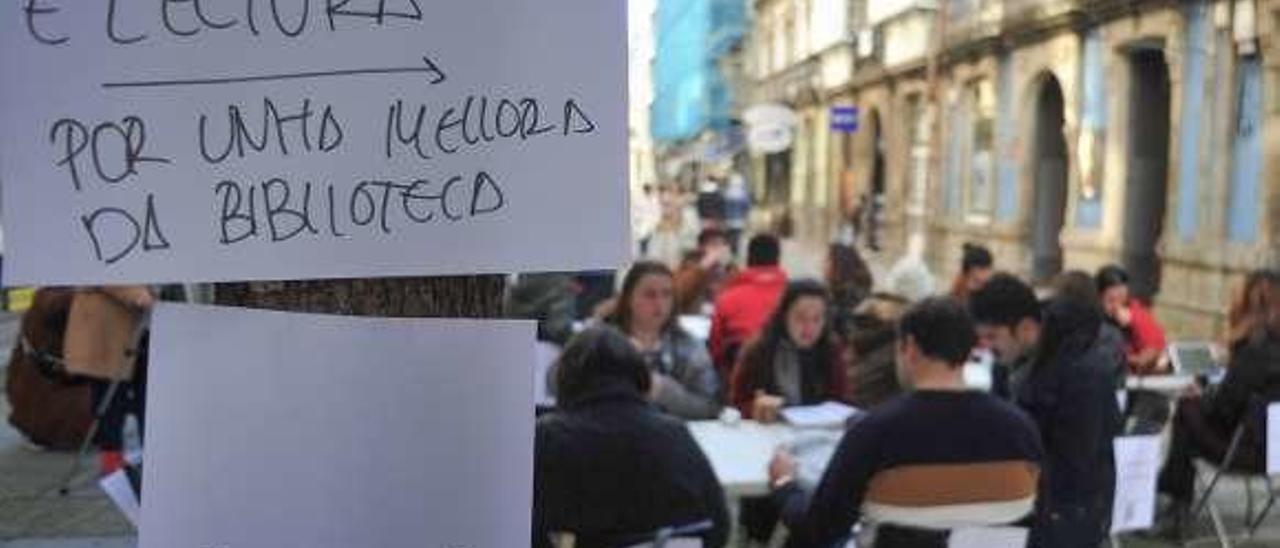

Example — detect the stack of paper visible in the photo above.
[781,402,862,429]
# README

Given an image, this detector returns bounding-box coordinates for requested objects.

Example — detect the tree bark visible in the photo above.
[212,276,505,318]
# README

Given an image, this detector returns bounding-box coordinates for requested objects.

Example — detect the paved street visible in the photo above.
[0,313,134,547]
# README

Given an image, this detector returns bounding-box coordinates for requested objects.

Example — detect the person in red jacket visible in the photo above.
[729,280,848,420]
[709,234,787,376]
[1096,265,1168,374]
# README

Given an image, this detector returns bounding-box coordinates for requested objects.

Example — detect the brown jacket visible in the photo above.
[63,286,151,381]
[6,288,91,450]
[673,260,736,316]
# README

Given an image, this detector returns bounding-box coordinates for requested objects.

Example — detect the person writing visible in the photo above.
[610,262,722,420]
[729,280,846,422]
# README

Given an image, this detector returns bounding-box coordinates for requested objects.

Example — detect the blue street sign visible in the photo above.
[830,106,859,133]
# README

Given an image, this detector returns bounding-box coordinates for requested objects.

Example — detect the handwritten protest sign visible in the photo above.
[141,304,535,548]
[1,1,627,285]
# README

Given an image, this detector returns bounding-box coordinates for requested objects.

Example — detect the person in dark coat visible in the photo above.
[1158,270,1280,534]
[532,327,729,548]
[970,274,1123,547]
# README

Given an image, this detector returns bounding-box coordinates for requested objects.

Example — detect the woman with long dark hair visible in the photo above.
[1159,270,1280,535]
[609,261,721,420]
[729,280,847,421]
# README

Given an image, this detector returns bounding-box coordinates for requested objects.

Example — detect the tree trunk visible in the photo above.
[212,276,505,318]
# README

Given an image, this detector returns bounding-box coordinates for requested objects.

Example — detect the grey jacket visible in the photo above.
[643,330,723,420]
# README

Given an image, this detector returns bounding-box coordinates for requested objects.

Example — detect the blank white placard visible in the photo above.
[140,303,535,548]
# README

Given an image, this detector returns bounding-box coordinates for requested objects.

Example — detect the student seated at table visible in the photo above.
[729,280,847,422]
[1096,265,1168,374]
[769,298,1044,548]
[1157,270,1280,535]
[609,261,722,420]
[970,275,1123,547]
[533,327,729,548]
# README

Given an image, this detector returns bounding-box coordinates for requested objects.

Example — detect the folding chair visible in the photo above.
[1190,397,1280,546]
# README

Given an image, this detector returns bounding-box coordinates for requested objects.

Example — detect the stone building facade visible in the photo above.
[746,0,860,243]
[832,0,1280,339]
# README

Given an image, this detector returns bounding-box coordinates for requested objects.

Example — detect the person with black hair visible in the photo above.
[673,228,737,315]
[970,274,1124,548]
[729,280,847,421]
[1096,264,1168,374]
[610,262,721,420]
[709,233,787,376]
[950,243,994,303]
[727,280,847,544]
[768,298,1043,548]
[533,327,729,548]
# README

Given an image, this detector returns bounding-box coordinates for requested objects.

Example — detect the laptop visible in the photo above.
[1167,341,1225,382]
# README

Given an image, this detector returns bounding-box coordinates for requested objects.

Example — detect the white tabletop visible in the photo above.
[688,420,842,498]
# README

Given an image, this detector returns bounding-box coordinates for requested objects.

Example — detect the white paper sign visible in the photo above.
[1111,435,1162,533]
[140,304,535,548]
[1268,403,1280,475]
[0,2,627,285]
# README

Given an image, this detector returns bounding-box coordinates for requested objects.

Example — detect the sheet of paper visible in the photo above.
[0,1,626,285]
[99,469,140,527]
[1111,435,1162,533]
[140,304,535,548]
[678,315,713,342]
[1268,403,1280,475]
[948,527,1028,548]
[781,402,862,429]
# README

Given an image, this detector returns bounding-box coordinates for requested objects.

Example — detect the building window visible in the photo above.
[944,92,966,216]
[942,80,995,220]
[774,13,787,71]
[1228,54,1264,243]
[968,81,996,219]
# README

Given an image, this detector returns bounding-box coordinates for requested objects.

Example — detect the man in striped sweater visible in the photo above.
[769,298,1044,548]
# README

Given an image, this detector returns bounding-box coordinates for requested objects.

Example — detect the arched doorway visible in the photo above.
[1123,48,1171,301]
[1028,74,1069,282]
